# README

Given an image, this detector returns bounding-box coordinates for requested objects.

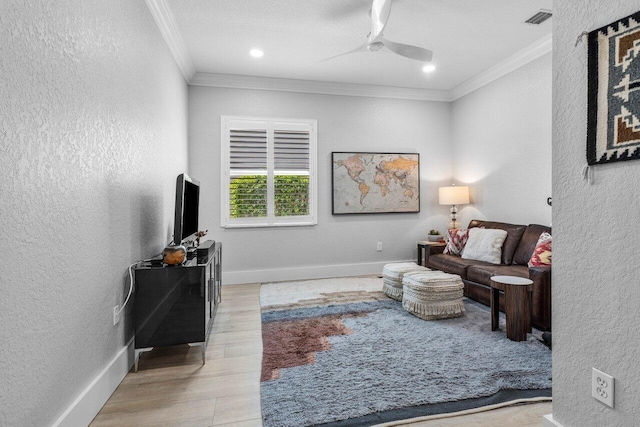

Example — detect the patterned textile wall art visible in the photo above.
[588,11,640,165]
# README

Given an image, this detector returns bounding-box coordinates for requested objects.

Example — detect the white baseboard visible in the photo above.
[543,414,563,427]
[53,338,135,427]
[223,260,413,285]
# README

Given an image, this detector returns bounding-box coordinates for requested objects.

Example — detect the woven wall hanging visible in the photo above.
[587,11,640,165]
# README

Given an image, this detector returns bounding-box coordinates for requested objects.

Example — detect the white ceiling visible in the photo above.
[163,0,552,94]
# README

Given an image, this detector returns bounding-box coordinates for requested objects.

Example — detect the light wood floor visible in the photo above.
[90,283,551,427]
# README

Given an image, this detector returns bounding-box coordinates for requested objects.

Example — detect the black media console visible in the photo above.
[133,241,222,371]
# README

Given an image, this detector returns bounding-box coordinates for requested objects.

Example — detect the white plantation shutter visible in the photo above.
[274,129,310,170]
[230,129,267,170]
[274,128,310,217]
[229,129,267,217]
[221,117,317,227]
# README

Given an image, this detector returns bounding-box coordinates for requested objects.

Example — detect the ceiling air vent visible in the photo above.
[525,9,552,25]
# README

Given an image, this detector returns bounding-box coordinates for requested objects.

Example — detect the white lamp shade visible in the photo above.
[439,186,470,205]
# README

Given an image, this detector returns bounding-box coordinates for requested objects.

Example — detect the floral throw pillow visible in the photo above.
[443,228,469,256]
[528,232,552,267]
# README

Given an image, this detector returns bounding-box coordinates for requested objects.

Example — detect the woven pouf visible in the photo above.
[382,262,430,301]
[402,271,465,320]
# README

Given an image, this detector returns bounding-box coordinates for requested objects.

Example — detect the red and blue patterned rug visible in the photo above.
[259,276,551,427]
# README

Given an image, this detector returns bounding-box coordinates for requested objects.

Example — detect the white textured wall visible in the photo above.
[189,87,452,282]
[451,53,552,227]
[0,1,188,425]
[553,1,640,426]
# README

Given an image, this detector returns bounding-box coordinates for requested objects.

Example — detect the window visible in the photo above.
[221,116,317,227]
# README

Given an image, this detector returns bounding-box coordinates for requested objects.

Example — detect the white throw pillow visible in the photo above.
[461,228,508,264]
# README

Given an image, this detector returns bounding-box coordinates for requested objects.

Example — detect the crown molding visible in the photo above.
[450,34,552,101]
[189,73,452,102]
[190,34,552,103]
[144,0,196,82]
[147,0,550,103]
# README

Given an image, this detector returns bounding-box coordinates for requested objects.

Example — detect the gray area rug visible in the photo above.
[260,297,551,427]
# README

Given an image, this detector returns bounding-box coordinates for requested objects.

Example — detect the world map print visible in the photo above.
[332,152,420,214]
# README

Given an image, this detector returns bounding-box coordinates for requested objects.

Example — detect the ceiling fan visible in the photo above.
[325,0,433,63]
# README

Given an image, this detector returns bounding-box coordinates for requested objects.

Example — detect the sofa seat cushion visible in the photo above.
[427,254,492,279]
[466,264,529,287]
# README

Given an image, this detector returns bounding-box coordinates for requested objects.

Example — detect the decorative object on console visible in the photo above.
[442,228,469,255]
[461,228,508,264]
[439,185,469,229]
[528,232,552,267]
[427,229,443,242]
[195,230,208,246]
[162,245,186,265]
[587,10,640,165]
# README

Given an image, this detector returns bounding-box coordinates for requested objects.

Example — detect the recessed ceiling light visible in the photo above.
[250,49,264,58]
[422,64,436,73]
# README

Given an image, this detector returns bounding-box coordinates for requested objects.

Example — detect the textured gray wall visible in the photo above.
[189,53,553,284]
[0,1,188,425]
[189,87,453,280]
[553,1,640,426]
[452,53,552,227]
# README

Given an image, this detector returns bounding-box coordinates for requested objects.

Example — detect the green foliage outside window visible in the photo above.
[230,175,309,218]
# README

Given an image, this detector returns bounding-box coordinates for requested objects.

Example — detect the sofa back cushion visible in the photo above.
[468,220,526,265]
[513,224,552,265]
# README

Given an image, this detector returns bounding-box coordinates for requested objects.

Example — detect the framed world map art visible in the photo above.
[331,152,420,214]
[587,10,640,165]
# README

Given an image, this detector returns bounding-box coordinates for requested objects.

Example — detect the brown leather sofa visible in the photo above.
[427,220,551,331]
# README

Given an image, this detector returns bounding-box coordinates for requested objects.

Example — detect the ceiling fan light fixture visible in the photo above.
[422,64,436,73]
[249,48,264,58]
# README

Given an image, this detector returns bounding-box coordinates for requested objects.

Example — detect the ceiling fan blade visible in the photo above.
[383,38,433,62]
[370,0,392,40]
[318,43,369,64]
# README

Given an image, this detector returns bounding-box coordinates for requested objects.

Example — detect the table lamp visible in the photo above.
[439,185,469,229]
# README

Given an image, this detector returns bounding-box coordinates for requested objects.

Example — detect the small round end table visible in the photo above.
[490,275,533,342]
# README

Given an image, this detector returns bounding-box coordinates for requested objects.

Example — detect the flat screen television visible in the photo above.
[173,173,200,246]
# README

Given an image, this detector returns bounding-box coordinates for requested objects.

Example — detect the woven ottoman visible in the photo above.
[402,271,465,320]
[382,262,430,301]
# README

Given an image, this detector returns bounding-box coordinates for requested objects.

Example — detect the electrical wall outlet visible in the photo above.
[377,242,382,251]
[592,368,614,408]
[113,305,120,326]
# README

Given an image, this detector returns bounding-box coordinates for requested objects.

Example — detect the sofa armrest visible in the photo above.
[529,266,551,331]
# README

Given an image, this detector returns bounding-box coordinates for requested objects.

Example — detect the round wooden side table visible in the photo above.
[490,275,533,342]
